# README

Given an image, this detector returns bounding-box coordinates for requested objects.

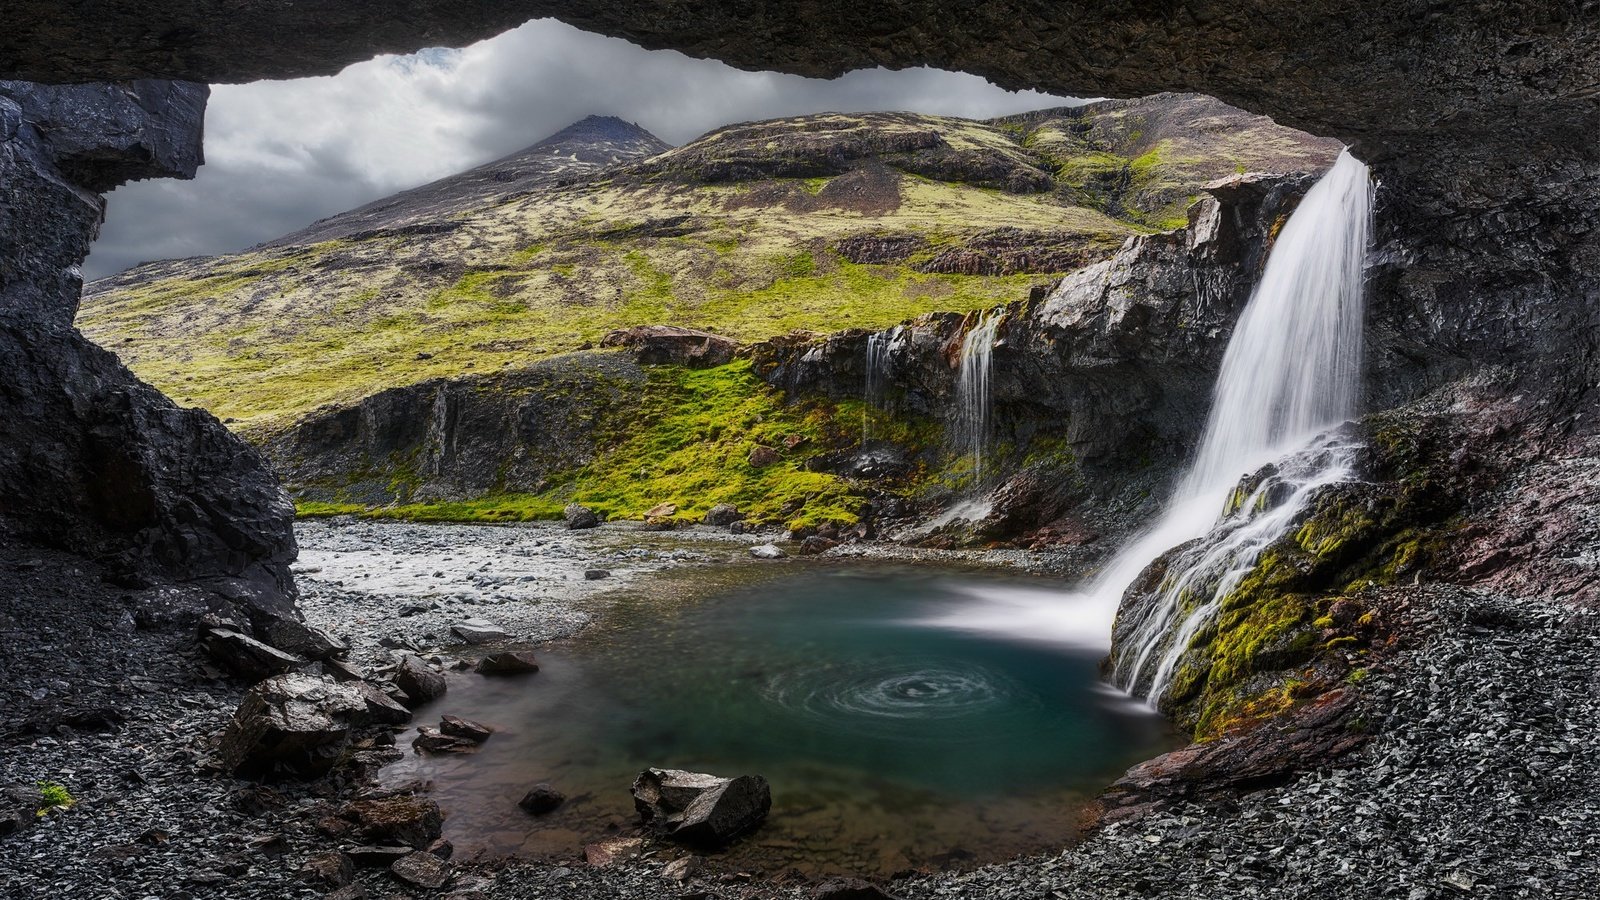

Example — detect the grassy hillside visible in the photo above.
[79,94,1340,433]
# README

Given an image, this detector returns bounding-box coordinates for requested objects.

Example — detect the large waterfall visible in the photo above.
[922,150,1373,703]
[953,308,1004,491]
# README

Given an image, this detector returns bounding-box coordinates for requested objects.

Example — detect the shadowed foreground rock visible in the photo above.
[0,80,302,635]
[217,673,366,778]
[632,767,772,847]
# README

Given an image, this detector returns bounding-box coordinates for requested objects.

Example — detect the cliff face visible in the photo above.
[0,81,297,622]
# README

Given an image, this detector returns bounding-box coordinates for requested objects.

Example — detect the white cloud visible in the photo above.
[87,19,1077,279]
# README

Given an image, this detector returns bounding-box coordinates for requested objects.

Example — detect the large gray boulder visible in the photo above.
[631,768,771,848]
[563,503,600,530]
[217,673,366,778]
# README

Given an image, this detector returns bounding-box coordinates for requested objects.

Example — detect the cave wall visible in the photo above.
[0,80,298,619]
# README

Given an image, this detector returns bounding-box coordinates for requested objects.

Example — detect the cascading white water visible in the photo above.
[953,308,1003,490]
[862,330,893,443]
[917,150,1373,703]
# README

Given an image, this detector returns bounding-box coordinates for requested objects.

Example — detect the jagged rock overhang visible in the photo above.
[3,2,1596,172]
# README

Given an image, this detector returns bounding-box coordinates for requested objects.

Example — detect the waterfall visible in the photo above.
[953,308,1003,491]
[917,150,1373,703]
[862,330,892,443]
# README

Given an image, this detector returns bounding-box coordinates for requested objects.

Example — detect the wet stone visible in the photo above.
[391,849,451,889]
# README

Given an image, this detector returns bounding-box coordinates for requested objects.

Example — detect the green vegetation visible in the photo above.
[299,360,941,531]
[36,781,73,814]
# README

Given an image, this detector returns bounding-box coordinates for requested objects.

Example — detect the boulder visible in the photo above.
[644,502,678,518]
[394,656,446,707]
[600,325,739,369]
[0,783,41,836]
[202,628,306,681]
[631,768,771,848]
[749,544,786,560]
[518,783,565,815]
[641,517,676,532]
[702,504,744,527]
[439,715,493,743]
[346,845,412,868]
[353,681,413,725]
[584,569,611,580]
[563,503,600,529]
[390,849,451,889]
[475,651,539,676]
[799,536,840,556]
[323,657,366,683]
[450,618,507,644]
[298,851,355,890]
[337,797,444,849]
[259,616,349,661]
[747,445,780,468]
[412,726,478,754]
[217,673,366,778]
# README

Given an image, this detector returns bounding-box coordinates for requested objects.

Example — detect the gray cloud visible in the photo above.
[86,19,1077,280]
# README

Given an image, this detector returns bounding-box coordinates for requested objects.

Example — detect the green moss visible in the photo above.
[36,781,73,814]
[303,359,939,531]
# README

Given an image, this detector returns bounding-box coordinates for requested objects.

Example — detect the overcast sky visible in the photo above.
[86,19,1077,280]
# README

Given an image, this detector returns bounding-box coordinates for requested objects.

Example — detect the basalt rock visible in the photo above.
[518,783,565,815]
[474,650,540,676]
[632,767,772,848]
[563,503,600,530]
[752,171,1321,545]
[201,628,306,682]
[393,656,447,707]
[334,796,445,849]
[217,673,367,779]
[600,325,739,369]
[0,80,300,633]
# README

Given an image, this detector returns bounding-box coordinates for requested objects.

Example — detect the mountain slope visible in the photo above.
[79,93,1340,430]
[270,115,672,246]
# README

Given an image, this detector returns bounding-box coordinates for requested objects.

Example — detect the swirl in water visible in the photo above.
[762,659,1039,739]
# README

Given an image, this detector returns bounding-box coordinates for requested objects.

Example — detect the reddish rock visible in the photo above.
[799,536,839,556]
[600,325,739,368]
[584,837,643,868]
[336,797,444,849]
[1092,688,1368,826]
[748,445,780,467]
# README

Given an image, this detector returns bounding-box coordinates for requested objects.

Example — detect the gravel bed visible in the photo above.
[294,518,773,665]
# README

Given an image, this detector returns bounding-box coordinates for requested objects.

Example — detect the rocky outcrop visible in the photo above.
[0,81,299,632]
[271,352,649,506]
[753,170,1320,543]
[600,325,740,369]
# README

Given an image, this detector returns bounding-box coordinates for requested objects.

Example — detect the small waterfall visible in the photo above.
[862,330,893,443]
[917,150,1373,703]
[953,308,1003,491]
